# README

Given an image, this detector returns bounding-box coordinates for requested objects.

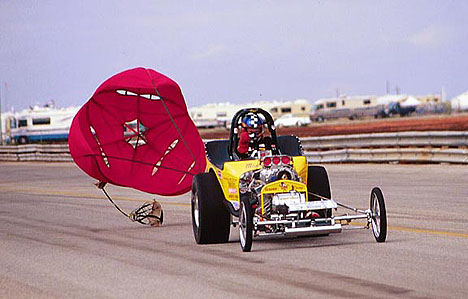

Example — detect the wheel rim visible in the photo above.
[371,192,380,236]
[192,191,199,228]
[239,204,247,248]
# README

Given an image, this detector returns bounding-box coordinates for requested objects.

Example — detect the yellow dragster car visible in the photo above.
[191,108,387,252]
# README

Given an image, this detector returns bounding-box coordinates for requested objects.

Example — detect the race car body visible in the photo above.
[191,108,386,252]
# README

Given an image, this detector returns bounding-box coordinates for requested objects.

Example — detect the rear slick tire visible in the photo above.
[191,172,230,244]
[307,166,332,219]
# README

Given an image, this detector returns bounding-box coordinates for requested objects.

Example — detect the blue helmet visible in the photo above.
[242,113,264,129]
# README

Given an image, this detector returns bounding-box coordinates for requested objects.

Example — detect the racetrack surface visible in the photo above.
[0,162,467,298]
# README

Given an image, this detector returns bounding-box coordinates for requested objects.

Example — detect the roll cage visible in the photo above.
[227,108,279,160]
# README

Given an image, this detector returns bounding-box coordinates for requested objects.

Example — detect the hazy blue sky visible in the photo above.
[1,0,467,111]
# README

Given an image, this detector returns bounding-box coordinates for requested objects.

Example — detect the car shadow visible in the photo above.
[231,233,407,252]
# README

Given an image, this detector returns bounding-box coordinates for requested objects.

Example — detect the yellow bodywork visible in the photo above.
[205,156,308,206]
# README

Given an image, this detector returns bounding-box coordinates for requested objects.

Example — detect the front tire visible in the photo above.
[191,172,230,244]
[370,187,387,242]
[239,195,253,252]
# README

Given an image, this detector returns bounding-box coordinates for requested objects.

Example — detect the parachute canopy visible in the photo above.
[69,67,206,196]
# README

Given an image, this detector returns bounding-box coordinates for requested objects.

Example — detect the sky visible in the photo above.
[0,0,467,111]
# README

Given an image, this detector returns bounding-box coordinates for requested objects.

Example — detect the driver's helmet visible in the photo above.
[242,113,264,139]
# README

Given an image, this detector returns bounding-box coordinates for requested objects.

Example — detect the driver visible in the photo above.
[237,113,273,159]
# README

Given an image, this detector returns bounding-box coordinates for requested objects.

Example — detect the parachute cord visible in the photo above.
[101,186,163,225]
[101,186,129,218]
[145,69,198,166]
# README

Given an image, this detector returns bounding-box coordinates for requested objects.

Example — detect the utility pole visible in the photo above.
[4,82,7,112]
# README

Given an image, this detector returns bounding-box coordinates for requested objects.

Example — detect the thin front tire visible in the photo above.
[239,196,253,252]
[370,187,387,242]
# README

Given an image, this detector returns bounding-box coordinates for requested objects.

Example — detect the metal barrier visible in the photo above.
[0,144,73,162]
[0,131,467,164]
[301,131,468,150]
[302,131,468,164]
[305,148,468,164]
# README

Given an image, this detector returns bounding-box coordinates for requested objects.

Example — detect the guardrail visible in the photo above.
[301,131,468,150]
[302,131,468,164]
[0,144,73,162]
[0,131,467,164]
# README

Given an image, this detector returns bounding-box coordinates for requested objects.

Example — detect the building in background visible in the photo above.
[189,99,311,128]
[1,111,15,144]
[417,94,442,104]
[450,91,468,112]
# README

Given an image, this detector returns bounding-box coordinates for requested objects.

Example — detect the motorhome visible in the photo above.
[310,95,381,121]
[7,105,80,143]
[189,101,279,128]
[269,99,312,119]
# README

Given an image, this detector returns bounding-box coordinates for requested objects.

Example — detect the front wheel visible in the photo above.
[370,187,387,242]
[239,196,253,252]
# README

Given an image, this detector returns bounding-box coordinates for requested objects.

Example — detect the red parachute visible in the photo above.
[69,67,206,196]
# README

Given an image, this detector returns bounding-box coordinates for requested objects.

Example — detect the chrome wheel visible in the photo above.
[192,191,199,228]
[239,196,253,252]
[191,173,230,244]
[371,192,380,236]
[370,187,387,242]
[239,204,247,248]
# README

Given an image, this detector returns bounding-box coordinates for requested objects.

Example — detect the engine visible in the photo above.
[239,155,303,218]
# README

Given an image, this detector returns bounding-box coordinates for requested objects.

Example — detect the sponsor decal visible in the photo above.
[279,182,288,191]
[263,181,306,193]
[229,188,237,194]
[245,163,258,169]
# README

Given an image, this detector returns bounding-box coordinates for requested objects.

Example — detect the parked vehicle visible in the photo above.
[374,102,416,118]
[310,96,382,122]
[274,114,311,127]
[8,105,79,144]
[311,106,382,122]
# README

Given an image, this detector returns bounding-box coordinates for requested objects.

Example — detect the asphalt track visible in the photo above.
[0,162,467,298]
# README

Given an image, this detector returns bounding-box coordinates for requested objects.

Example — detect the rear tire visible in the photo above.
[239,195,253,252]
[191,172,230,244]
[307,166,332,219]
